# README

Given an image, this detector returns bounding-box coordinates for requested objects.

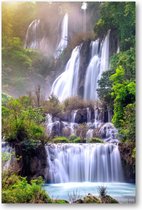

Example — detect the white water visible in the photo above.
[54,13,68,59]
[2,142,15,170]
[84,31,110,100]
[24,19,41,49]
[51,31,110,102]
[84,40,100,100]
[46,143,124,183]
[98,30,110,80]
[51,45,80,101]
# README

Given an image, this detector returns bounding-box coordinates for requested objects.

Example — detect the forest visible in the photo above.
[2,1,135,204]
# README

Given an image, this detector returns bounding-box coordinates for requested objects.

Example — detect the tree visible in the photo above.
[110,66,135,128]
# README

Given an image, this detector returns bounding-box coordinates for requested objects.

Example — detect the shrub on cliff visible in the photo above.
[43,95,63,116]
[63,96,94,112]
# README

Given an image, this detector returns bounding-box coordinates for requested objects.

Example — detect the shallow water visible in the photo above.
[43,182,136,203]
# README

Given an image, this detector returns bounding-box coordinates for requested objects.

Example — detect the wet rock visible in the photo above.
[101,195,119,204]
[73,194,101,204]
[119,142,135,183]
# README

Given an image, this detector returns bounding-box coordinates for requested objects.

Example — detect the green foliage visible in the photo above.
[2,2,36,46]
[43,95,62,116]
[111,48,135,80]
[110,66,135,128]
[2,97,46,145]
[2,174,51,203]
[132,147,136,159]
[120,103,135,141]
[90,138,103,143]
[94,2,135,50]
[97,69,114,108]
[73,137,82,143]
[69,135,82,143]
[52,136,69,143]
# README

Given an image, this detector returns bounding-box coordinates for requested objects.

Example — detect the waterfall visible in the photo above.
[50,31,110,102]
[24,18,50,53]
[84,55,100,100]
[98,30,110,79]
[84,39,100,100]
[86,108,91,123]
[51,45,80,101]
[54,13,68,59]
[84,31,110,100]
[24,19,41,49]
[2,142,15,170]
[71,110,78,123]
[46,143,124,183]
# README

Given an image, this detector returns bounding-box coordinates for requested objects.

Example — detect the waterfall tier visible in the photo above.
[46,143,124,183]
[46,107,117,143]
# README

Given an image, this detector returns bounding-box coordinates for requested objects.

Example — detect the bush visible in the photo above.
[63,96,94,112]
[52,136,69,143]
[2,174,51,203]
[90,138,103,143]
[98,186,107,198]
[73,137,82,143]
[43,95,62,116]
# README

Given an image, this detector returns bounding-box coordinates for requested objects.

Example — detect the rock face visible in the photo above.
[78,40,92,97]
[119,142,135,183]
[14,142,47,180]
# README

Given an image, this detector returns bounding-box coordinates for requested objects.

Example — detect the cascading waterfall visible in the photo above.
[50,31,110,102]
[54,13,68,59]
[51,45,80,101]
[46,143,124,183]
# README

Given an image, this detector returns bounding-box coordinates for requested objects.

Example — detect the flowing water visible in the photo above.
[46,143,124,183]
[54,13,68,59]
[51,31,110,101]
[51,45,80,101]
[43,182,135,203]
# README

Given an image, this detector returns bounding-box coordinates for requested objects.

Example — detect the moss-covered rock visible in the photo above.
[52,199,69,204]
[73,194,101,203]
[90,138,104,143]
[119,142,135,183]
[52,136,69,143]
[101,195,119,204]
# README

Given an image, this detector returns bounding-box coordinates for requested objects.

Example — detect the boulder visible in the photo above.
[101,195,119,204]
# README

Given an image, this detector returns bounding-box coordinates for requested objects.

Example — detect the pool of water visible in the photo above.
[43,182,136,204]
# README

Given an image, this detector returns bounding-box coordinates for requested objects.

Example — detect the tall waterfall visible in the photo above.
[84,31,110,100]
[84,40,100,100]
[54,13,68,59]
[46,143,124,183]
[50,31,110,101]
[51,45,80,101]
